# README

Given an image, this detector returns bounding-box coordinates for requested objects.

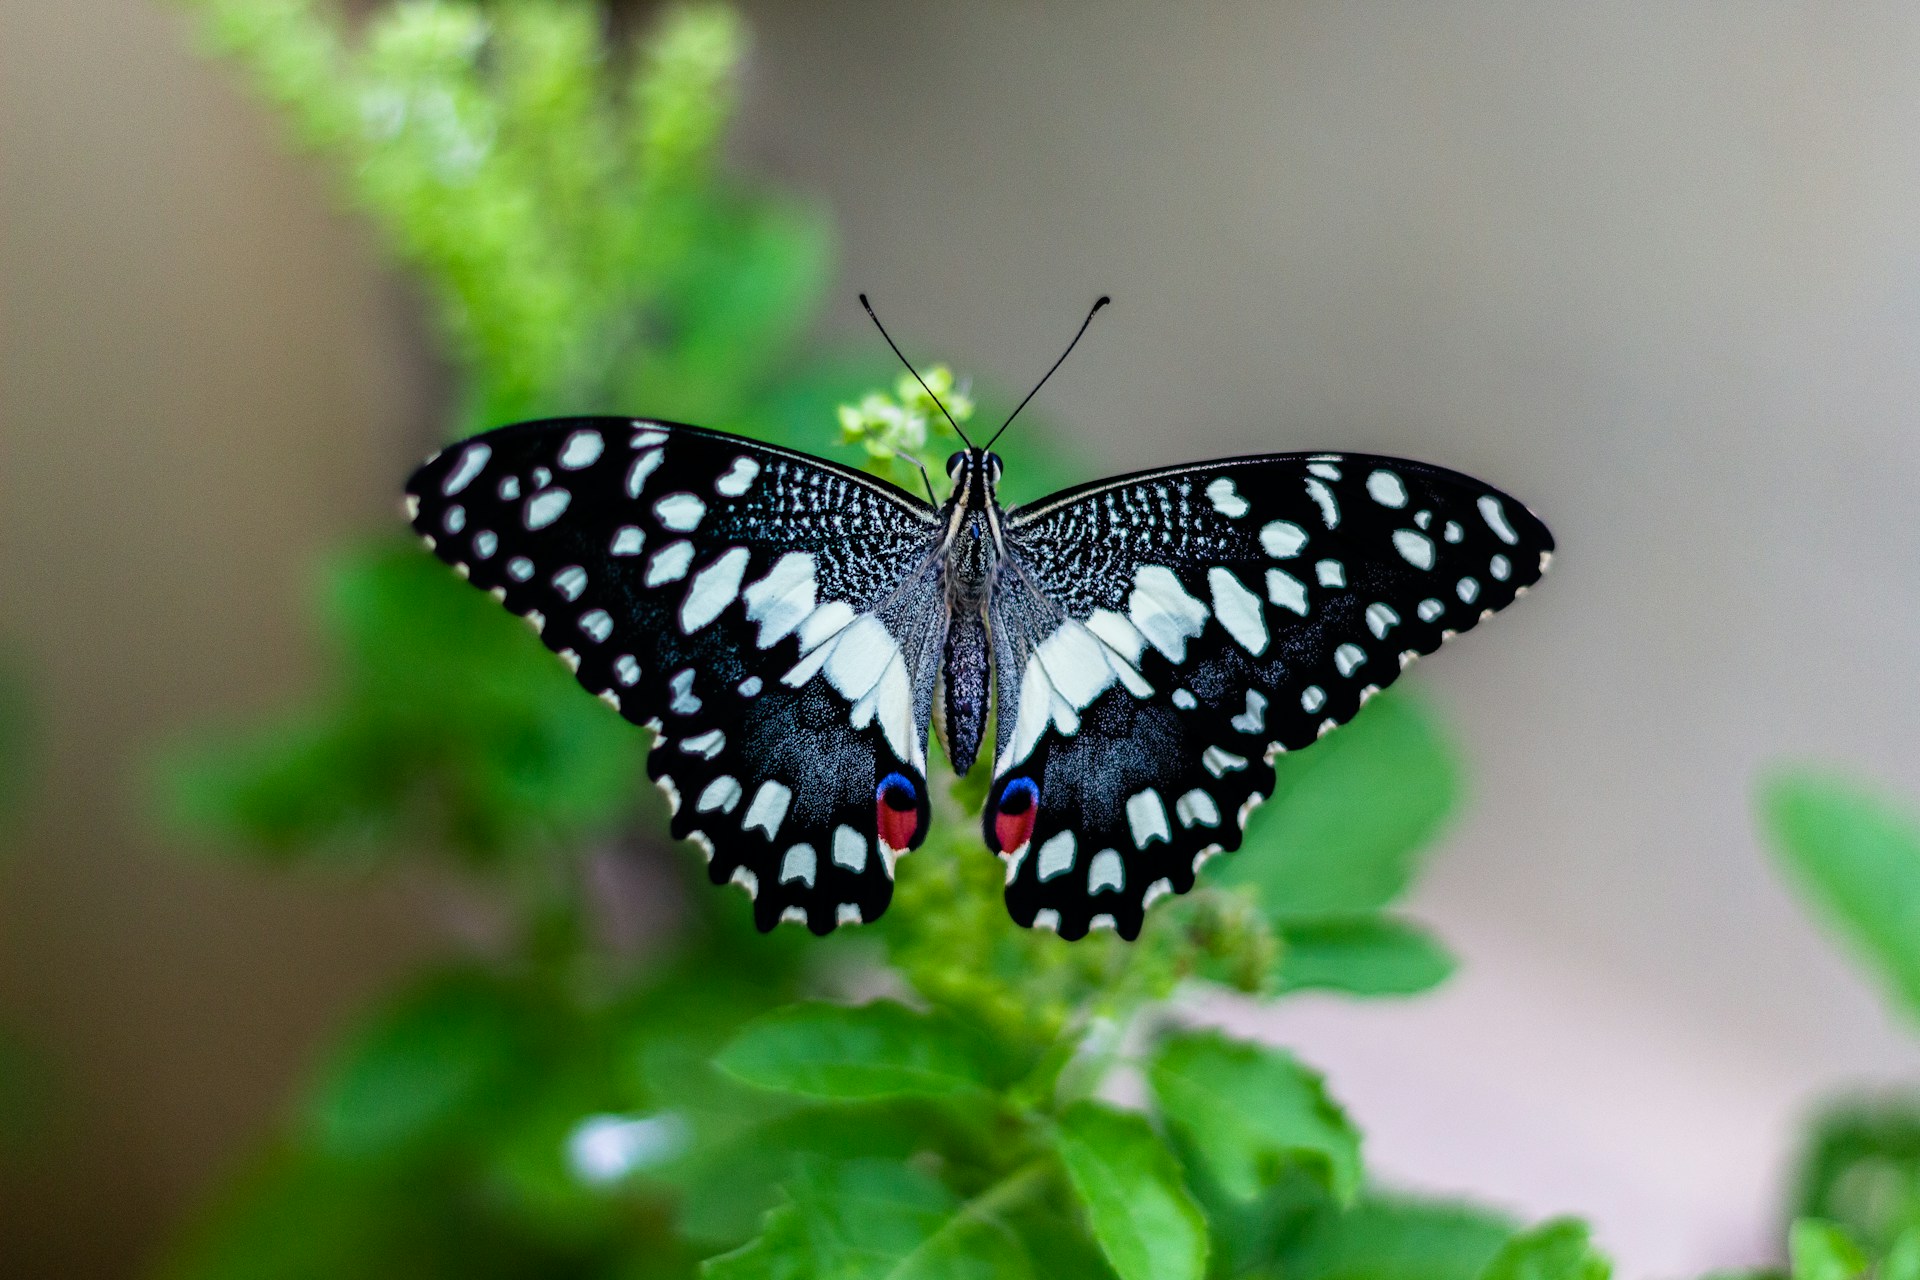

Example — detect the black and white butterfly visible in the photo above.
[405,308,1552,941]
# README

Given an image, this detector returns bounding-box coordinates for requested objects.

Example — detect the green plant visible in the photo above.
[1761,771,1920,1272]
[159,3,1617,1276]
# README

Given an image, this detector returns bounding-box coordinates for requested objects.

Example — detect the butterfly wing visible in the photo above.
[984,452,1553,940]
[406,417,947,933]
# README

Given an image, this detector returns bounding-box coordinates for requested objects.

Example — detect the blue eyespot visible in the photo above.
[997,777,1038,815]
[876,772,917,810]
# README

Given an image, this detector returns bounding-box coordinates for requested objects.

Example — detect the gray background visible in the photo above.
[5,2,1919,1272]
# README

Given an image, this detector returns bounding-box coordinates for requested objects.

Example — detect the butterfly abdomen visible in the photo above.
[941,609,989,776]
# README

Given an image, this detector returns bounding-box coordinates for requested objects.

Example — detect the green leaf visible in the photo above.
[1276,915,1457,997]
[303,969,532,1160]
[1761,771,1920,1024]
[1148,1030,1361,1205]
[1051,1102,1208,1280]
[1888,1228,1920,1280]
[701,1157,1032,1280]
[1278,1194,1517,1280]
[1477,1219,1611,1280]
[714,1001,996,1101]
[1214,692,1459,918]
[1789,1219,1869,1280]
[1786,1094,1920,1258]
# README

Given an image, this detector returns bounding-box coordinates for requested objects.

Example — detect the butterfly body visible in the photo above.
[407,417,1552,941]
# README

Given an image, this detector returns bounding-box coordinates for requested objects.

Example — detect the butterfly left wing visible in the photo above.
[984,452,1553,940]
[406,417,947,934]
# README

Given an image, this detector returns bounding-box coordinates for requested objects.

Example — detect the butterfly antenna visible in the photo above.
[860,294,973,449]
[985,295,1110,451]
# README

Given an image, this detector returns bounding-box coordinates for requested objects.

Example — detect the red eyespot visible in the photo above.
[992,777,1039,853]
[875,773,923,852]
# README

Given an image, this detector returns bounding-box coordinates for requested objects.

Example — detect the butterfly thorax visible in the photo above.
[936,450,1005,776]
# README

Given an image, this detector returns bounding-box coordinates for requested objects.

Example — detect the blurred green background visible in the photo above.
[6,2,1920,1277]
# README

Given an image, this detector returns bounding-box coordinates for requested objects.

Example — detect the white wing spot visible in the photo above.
[1259,520,1308,559]
[558,649,580,673]
[1334,643,1367,677]
[525,488,571,530]
[1086,608,1149,667]
[738,676,763,697]
[696,776,742,814]
[508,557,534,582]
[1205,477,1249,517]
[1417,598,1445,622]
[1315,559,1346,588]
[525,609,545,633]
[1301,684,1327,713]
[473,531,497,559]
[1037,831,1077,882]
[1033,909,1061,933]
[654,492,706,532]
[1126,789,1171,849]
[645,541,695,586]
[498,475,521,501]
[742,552,819,649]
[578,609,613,643]
[552,565,587,601]
[534,468,552,487]
[1143,878,1174,908]
[668,668,700,715]
[743,781,792,840]
[1088,849,1125,894]
[680,546,750,634]
[1490,553,1511,581]
[443,443,490,495]
[1366,468,1408,507]
[680,729,725,759]
[614,654,640,686]
[1128,565,1210,663]
[444,505,466,534]
[1416,509,1433,529]
[558,429,604,470]
[1266,568,1308,616]
[626,449,663,498]
[1393,529,1436,570]
[730,866,758,898]
[1202,746,1248,777]
[779,843,816,886]
[1207,567,1269,656]
[1231,691,1267,735]
[715,456,761,497]
[631,426,668,448]
[1176,790,1221,828]
[1479,494,1520,544]
[611,526,644,556]
[1366,602,1400,638]
[832,825,868,873]
[1457,577,1481,604]
[1172,688,1198,711]
[1305,478,1340,528]
[1444,520,1464,544]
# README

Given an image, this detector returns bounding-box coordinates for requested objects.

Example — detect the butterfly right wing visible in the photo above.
[406,417,947,933]
[984,451,1553,939]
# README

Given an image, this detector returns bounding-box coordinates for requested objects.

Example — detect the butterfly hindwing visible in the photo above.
[406,417,944,933]
[983,452,1553,940]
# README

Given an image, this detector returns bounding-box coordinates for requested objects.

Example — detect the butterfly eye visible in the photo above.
[945,451,967,481]
[985,453,1004,486]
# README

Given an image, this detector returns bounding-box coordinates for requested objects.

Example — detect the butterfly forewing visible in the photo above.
[406,417,945,933]
[983,452,1553,940]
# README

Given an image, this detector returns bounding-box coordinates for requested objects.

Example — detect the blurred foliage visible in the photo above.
[159,1,1619,1277]
[1762,771,1920,1276]
[0,652,44,1160]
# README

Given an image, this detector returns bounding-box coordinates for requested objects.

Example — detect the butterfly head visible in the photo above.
[945,449,1003,505]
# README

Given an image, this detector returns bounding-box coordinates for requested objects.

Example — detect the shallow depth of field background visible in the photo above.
[5,2,1920,1274]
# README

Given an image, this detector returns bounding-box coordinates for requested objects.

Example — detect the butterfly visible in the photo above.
[405,299,1553,941]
